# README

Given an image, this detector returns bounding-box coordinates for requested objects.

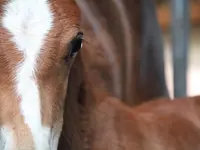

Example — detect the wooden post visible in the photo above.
[171,0,190,97]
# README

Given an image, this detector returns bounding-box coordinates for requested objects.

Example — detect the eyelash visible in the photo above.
[65,32,83,61]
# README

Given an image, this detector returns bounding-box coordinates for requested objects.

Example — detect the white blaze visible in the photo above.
[0,127,16,150]
[2,0,55,149]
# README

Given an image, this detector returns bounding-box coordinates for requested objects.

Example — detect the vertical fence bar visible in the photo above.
[171,0,190,98]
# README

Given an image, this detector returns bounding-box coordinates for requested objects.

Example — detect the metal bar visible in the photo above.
[171,0,190,98]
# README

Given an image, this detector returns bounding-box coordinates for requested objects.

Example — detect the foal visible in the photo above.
[0,0,81,149]
[82,91,200,150]
[59,0,200,149]
[58,36,200,149]
[59,46,200,150]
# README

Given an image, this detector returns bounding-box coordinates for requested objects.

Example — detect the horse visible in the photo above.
[57,1,200,149]
[0,0,82,149]
[61,74,200,150]
[58,0,170,149]
[75,0,169,105]
[59,51,200,149]
[0,0,168,149]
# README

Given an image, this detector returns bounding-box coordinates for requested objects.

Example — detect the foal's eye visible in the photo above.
[65,32,83,61]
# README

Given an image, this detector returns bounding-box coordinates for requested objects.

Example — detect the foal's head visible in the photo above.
[0,0,81,149]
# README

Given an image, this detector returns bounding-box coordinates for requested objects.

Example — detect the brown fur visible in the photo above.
[85,95,200,150]
[75,0,168,105]
[0,0,169,149]
[59,48,200,150]
[0,9,33,148]
[38,0,81,126]
[0,0,81,148]
[58,36,200,149]
[59,0,195,150]
[59,0,169,149]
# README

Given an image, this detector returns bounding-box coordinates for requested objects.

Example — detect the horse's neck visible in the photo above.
[79,96,145,150]
[61,56,120,150]
[59,49,200,150]
[58,51,109,150]
[60,54,200,150]
[81,96,200,150]
[80,0,168,105]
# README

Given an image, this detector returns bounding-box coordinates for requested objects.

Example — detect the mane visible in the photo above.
[76,0,134,100]
[75,0,168,103]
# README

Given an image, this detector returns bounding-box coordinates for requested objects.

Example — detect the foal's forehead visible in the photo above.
[0,0,80,36]
[0,0,80,57]
[0,0,80,148]
[50,0,80,24]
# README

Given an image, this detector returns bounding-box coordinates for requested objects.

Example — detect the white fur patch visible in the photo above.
[2,0,58,149]
[0,126,16,150]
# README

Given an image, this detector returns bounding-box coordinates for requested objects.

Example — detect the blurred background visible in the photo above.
[156,0,200,97]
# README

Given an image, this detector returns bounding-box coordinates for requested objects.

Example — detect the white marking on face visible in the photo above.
[49,121,63,150]
[2,0,60,149]
[0,126,16,150]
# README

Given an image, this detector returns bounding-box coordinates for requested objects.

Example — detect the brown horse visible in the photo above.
[58,1,200,149]
[61,72,200,150]
[0,0,82,149]
[60,63,200,150]
[0,0,168,149]
[76,0,169,105]
[58,0,170,149]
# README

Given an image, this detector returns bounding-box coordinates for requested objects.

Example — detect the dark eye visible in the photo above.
[65,32,83,61]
